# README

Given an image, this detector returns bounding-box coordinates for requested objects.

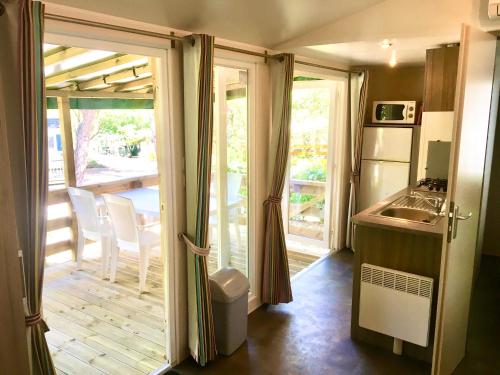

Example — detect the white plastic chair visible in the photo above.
[67,187,115,279]
[102,194,160,293]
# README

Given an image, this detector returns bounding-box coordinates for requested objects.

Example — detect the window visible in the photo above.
[209,65,249,278]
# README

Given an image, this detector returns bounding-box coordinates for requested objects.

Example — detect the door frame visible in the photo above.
[283,71,348,253]
[42,29,180,367]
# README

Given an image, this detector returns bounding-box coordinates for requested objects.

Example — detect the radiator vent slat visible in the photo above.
[420,280,432,298]
[360,264,433,300]
[383,271,395,288]
[372,268,383,286]
[395,274,407,292]
[361,266,371,283]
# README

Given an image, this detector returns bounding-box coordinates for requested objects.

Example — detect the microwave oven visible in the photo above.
[372,100,417,124]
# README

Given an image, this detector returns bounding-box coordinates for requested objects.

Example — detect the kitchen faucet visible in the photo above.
[411,191,445,214]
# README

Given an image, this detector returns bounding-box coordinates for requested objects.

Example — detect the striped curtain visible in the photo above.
[262,54,295,305]
[180,34,217,365]
[18,1,56,374]
[346,70,369,249]
[0,1,32,372]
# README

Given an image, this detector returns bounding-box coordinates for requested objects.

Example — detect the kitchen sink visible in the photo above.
[371,193,445,225]
[378,207,439,224]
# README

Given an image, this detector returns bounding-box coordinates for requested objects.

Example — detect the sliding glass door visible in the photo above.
[209,64,250,278]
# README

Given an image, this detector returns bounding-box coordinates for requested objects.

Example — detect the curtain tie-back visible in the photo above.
[178,233,210,257]
[25,312,42,327]
[264,195,282,205]
[350,170,360,183]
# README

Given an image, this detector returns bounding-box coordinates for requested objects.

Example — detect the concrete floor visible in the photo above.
[174,250,431,374]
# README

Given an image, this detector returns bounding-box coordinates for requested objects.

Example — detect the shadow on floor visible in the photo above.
[174,250,430,375]
[454,255,500,374]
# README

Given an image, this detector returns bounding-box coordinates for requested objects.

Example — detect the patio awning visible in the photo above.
[44,44,154,95]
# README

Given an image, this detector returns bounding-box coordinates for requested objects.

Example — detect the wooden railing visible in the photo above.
[288,179,325,219]
[46,174,159,257]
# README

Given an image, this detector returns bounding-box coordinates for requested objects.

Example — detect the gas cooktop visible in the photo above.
[417,178,448,192]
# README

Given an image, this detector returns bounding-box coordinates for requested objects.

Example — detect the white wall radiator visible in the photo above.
[359,263,434,350]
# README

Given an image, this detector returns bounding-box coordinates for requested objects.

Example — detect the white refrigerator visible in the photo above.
[359,127,413,211]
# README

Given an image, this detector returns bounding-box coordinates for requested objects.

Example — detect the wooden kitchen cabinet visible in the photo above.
[423,46,459,111]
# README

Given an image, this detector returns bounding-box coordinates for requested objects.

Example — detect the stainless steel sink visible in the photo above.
[378,207,439,224]
[371,193,445,225]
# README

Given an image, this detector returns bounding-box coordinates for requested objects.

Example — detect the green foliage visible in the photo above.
[86,159,105,169]
[291,157,327,182]
[225,97,248,174]
[292,160,327,181]
[97,110,154,157]
[289,86,330,182]
[126,144,141,157]
[291,87,330,122]
[289,192,314,204]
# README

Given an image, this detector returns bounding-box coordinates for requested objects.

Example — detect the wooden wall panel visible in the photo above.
[361,65,425,124]
[423,46,459,112]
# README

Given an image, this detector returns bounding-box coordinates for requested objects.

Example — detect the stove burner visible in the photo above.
[417,178,448,192]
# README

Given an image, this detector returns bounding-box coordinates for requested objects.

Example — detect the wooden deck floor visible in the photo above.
[43,229,318,374]
[43,244,167,375]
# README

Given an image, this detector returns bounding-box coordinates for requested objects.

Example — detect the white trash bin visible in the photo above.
[209,267,250,355]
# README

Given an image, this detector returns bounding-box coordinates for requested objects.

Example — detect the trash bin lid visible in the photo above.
[209,267,250,303]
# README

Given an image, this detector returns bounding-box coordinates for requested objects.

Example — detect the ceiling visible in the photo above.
[296,37,460,66]
[46,0,500,66]
[45,0,385,48]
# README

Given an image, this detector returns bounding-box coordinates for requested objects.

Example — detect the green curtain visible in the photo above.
[180,34,217,365]
[262,54,295,304]
[19,1,56,374]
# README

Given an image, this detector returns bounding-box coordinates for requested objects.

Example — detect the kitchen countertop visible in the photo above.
[352,187,445,238]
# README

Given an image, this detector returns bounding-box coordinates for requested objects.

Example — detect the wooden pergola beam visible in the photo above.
[46,89,153,100]
[132,87,154,94]
[110,77,153,92]
[44,47,89,66]
[77,65,151,90]
[46,54,146,87]
[44,45,65,58]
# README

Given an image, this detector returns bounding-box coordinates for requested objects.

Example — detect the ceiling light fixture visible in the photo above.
[381,39,392,49]
[389,50,397,67]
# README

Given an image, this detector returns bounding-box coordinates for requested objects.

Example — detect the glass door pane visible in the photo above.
[209,66,249,277]
[288,82,331,242]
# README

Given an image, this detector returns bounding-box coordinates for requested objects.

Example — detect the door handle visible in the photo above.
[457,212,472,221]
[453,205,472,239]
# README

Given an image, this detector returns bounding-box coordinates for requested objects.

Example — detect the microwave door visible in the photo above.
[374,103,406,123]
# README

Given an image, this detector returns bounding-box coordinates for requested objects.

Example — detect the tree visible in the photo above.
[74,109,100,185]
[97,111,153,157]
